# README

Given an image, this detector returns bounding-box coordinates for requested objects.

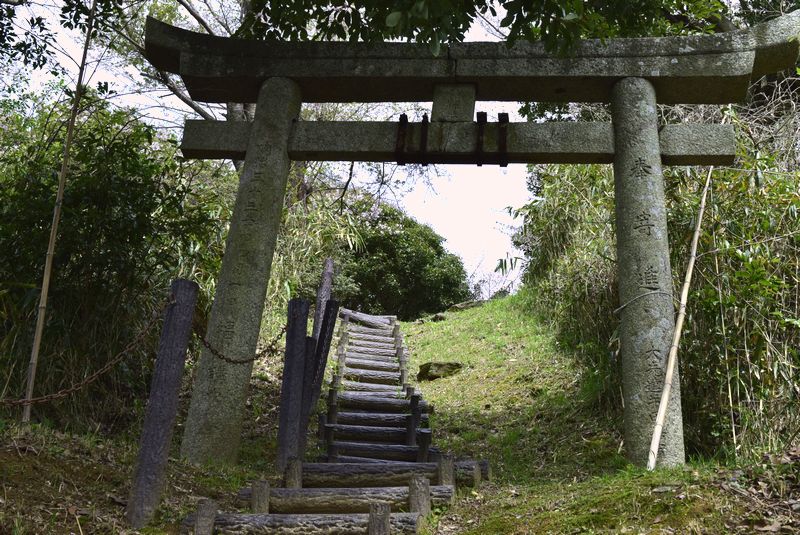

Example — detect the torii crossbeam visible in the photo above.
[145,13,800,467]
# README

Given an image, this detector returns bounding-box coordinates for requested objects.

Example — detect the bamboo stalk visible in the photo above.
[22,0,98,423]
[711,187,738,456]
[647,167,714,470]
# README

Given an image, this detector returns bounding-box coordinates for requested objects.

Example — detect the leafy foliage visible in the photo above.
[0,0,122,70]
[339,197,470,320]
[0,87,233,427]
[245,0,727,51]
[512,103,800,457]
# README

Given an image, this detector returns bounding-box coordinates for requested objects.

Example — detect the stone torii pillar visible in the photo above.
[180,78,301,465]
[612,77,683,466]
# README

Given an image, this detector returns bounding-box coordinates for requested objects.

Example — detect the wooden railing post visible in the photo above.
[300,299,339,453]
[251,480,270,513]
[194,499,217,535]
[126,279,198,529]
[368,502,391,535]
[312,258,335,341]
[276,298,310,472]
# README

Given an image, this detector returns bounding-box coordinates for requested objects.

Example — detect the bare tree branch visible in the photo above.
[332,161,355,213]
[176,0,217,35]
[156,70,216,120]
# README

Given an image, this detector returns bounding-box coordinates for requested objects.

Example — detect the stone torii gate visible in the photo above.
[144,13,800,467]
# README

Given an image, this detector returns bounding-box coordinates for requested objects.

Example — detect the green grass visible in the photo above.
[1,294,791,533]
[403,293,753,534]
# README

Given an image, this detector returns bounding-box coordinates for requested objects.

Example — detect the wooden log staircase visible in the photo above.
[186,308,490,534]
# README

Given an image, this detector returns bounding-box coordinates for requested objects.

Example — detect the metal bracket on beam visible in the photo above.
[419,113,429,166]
[498,112,509,167]
[395,113,409,165]
[476,112,487,167]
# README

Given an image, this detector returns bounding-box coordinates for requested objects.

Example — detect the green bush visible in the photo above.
[0,87,233,428]
[514,133,800,458]
[340,197,471,320]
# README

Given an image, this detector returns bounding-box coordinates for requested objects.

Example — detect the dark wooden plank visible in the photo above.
[277,299,310,472]
[325,423,408,443]
[332,441,441,462]
[345,358,400,372]
[181,512,421,534]
[126,279,198,529]
[235,485,454,513]
[336,412,429,427]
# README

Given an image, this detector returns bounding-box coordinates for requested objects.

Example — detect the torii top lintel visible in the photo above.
[145,13,800,105]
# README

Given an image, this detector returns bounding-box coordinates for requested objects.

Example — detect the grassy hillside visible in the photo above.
[1,293,796,533]
[403,293,797,534]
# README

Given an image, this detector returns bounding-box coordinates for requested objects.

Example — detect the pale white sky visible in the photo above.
[393,18,527,294]
[399,162,528,294]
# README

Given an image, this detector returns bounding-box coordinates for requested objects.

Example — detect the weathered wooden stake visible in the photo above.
[300,299,340,453]
[437,454,455,487]
[285,457,303,488]
[417,429,432,462]
[327,385,339,424]
[126,279,198,529]
[312,258,335,340]
[368,502,391,535]
[251,480,270,513]
[408,476,431,516]
[471,464,482,487]
[406,393,421,446]
[612,77,685,466]
[194,499,217,535]
[276,298,311,472]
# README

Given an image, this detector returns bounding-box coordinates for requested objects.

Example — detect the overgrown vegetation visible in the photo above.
[512,87,800,458]
[0,85,469,429]
[0,87,233,429]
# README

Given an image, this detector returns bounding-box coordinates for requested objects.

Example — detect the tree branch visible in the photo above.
[175,0,217,35]
[157,70,216,120]
[331,161,355,213]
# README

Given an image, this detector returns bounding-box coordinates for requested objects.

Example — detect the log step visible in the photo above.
[335,412,429,427]
[325,423,408,443]
[344,351,400,363]
[348,340,397,350]
[235,485,454,513]
[345,347,398,359]
[340,388,405,400]
[341,380,402,394]
[299,462,444,487]
[346,324,394,336]
[347,333,396,343]
[341,311,394,329]
[337,392,432,413]
[317,459,486,488]
[183,512,420,534]
[345,357,400,372]
[332,441,439,462]
[343,368,400,385]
